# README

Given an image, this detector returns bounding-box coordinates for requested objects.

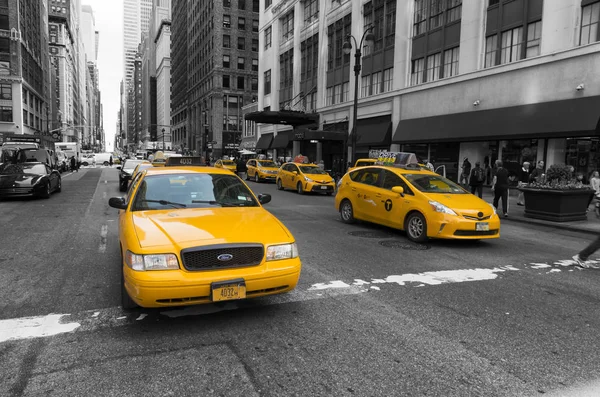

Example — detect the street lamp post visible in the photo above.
[343,26,375,167]
[161,128,165,150]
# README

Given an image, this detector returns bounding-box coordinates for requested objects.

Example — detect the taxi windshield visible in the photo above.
[257,160,276,168]
[222,160,236,166]
[131,173,259,210]
[300,166,328,175]
[403,174,467,194]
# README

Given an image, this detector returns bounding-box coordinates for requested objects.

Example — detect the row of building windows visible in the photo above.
[222,74,258,91]
[223,15,259,32]
[223,55,259,71]
[223,0,260,13]
[223,35,259,51]
[411,47,459,85]
[414,0,462,37]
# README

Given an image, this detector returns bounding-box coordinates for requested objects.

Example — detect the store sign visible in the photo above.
[294,131,305,140]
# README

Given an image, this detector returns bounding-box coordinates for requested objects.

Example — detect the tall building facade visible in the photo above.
[171,0,260,159]
[153,0,171,149]
[257,0,600,180]
[0,0,50,139]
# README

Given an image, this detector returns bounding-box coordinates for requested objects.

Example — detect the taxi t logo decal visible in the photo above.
[385,199,393,211]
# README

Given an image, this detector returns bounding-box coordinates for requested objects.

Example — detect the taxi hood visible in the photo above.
[132,207,292,249]
[425,193,493,214]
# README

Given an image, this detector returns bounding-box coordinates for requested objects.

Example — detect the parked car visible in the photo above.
[118,159,146,191]
[15,148,57,170]
[95,152,114,166]
[81,154,95,166]
[0,162,62,199]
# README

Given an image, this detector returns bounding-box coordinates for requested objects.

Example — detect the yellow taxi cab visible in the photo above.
[347,158,377,172]
[108,156,301,310]
[152,151,167,167]
[276,162,336,195]
[214,159,237,173]
[246,158,279,182]
[335,152,500,243]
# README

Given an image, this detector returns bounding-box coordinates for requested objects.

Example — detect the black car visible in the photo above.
[0,162,62,199]
[118,159,145,191]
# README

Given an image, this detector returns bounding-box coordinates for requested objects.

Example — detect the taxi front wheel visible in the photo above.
[405,212,428,243]
[277,179,284,190]
[340,200,355,224]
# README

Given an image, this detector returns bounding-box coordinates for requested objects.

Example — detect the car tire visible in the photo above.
[103,161,109,166]
[119,180,127,192]
[297,182,304,195]
[42,182,51,199]
[121,267,138,311]
[405,212,428,243]
[276,179,284,190]
[56,177,62,193]
[254,174,260,183]
[339,199,355,224]
[82,162,89,167]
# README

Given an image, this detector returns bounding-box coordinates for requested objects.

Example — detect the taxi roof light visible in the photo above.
[165,156,205,166]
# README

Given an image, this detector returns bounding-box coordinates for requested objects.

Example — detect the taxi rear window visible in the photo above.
[131,173,259,210]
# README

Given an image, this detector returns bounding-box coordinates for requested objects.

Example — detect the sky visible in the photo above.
[83,1,124,152]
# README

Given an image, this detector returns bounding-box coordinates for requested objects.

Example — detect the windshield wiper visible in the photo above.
[140,199,187,208]
[191,200,220,205]
[191,200,249,207]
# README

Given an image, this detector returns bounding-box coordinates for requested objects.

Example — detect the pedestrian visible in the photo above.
[491,159,509,217]
[425,159,434,172]
[516,161,530,206]
[236,157,247,179]
[317,160,325,170]
[70,156,78,172]
[529,160,545,183]
[460,157,471,187]
[109,156,113,167]
[468,161,485,198]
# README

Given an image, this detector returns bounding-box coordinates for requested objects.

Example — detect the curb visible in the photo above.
[502,215,599,234]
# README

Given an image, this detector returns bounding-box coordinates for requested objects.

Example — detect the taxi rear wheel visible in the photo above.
[405,212,428,243]
[277,179,283,190]
[340,199,355,224]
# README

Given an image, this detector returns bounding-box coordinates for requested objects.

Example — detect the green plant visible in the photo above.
[528,164,592,190]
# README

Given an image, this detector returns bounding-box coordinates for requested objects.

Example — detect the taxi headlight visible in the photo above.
[266,243,299,261]
[304,176,314,182]
[125,251,179,271]
[428,200,458,216]
[488,203,497,215]
[337,178,343,189]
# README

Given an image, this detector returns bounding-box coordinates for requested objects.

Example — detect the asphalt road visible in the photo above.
[1,166,600,396]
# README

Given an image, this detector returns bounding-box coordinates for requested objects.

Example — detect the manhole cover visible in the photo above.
[348,230,395,239]
[379,240,431,250]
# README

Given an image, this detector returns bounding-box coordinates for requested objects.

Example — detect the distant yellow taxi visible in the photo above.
[108,156,301,309]
[214,159,237,173]
[276,162,335,195]
[347,158,377,172]
[246,159,279,182]
[335,152,500,242]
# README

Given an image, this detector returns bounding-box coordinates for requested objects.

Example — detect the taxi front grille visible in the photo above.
[462,215,491,221]
[181,244,264,271]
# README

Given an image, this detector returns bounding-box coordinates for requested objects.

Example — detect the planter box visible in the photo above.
[519,187,594,222]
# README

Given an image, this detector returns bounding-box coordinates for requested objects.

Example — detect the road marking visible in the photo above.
[0,258,592,344]
[98,225,108,253]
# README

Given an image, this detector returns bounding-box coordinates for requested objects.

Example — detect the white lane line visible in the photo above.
[98,225,108,253]
[0,258,590,344]
[103,192,107,199]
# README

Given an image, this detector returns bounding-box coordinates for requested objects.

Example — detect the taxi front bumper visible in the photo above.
[427,213,501,240]
[305,181,335,193]
[124,258,301,308]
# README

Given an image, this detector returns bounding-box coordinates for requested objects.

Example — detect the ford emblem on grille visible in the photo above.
[217,254,234,262]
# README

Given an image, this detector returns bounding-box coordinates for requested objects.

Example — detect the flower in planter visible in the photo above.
[527,164,592,190]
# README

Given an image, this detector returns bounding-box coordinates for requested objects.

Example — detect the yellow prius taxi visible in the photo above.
[246,159,279,182]
[214,159,237,173]
[276,162,336,195]
[109,156,301,309]
[335,152,501,242]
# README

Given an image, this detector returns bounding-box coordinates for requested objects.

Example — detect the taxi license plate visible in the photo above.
[476,222,489,231]
[211,279,246,302]
[320,186,328,190]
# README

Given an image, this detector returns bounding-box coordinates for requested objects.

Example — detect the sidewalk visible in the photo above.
[477,188,600,234]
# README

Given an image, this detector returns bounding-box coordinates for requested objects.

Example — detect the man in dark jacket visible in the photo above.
[529,160,545,183]
[492,160,509,217]
[468,161,484,198]
[236,158,247,180]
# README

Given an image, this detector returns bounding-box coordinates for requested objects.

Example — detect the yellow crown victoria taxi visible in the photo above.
[214,159,237,173]
[108,156,301,309]
[334,152,500,242]
[276,162,336,195]
[246,159,279,182]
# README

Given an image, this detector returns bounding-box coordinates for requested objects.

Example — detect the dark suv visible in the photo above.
[118,159,145,191]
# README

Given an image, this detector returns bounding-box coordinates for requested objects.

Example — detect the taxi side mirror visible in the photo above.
[391,186,405,197]
[108,197,127,210]
[258,193,271,205]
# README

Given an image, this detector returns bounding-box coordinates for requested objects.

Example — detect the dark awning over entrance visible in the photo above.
[293,129,346,141]
[245,110,319,127]
[255,133,273,150]
[352,116,392,147]
[393,96,600,144]
[271,130,294,149]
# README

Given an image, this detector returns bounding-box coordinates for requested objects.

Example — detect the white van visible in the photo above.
[94,152,113,166]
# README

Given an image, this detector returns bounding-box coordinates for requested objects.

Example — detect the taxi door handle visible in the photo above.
[375,194,382,198]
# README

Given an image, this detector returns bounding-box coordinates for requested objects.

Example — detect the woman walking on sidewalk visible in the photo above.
[517,161,530,206]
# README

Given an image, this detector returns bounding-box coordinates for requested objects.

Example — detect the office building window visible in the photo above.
[526,21,542,58]
[327,14,352,70]
[429,0,443,30]
[265,0,272,8]
[446,0,462,23]
[251,77,258,90]
[252,58,258,71]
[264,70,271,94]
[281,11,294,42]
[0,106,12,122]
[371,71,382,95]
[238,76,245,89]
[224,0,231,6]
[442,47,459,77]
[238,17,246,30]
[342,81,349,102]
[410,58,424,85]
[326,86,334,106]
[484,35,498,68]
[265,26,272,49]
[0,83,11,99]
[383,67,393,92]
[580,2,600,45]
[425,53,441,82]
[413,0,427,36]
[500,27,523,64]
[253,0,260,12]
[239,0,246,10]
[223,75,230,88]
[238,37,246,50]
[304,0,319,25]
[223,35,231,48]
[238,57,245,69]
[224,15,231,28]
[252,39,258,51]
[252,19,259,32]
[223,55,230,68]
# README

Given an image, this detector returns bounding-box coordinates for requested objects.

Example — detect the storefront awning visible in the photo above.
[293,129,346,141]
[245,110,319,127]
[271,130,293,149]
[393,96,600,143]
[255,133,273,150]
[352,116,392,147]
